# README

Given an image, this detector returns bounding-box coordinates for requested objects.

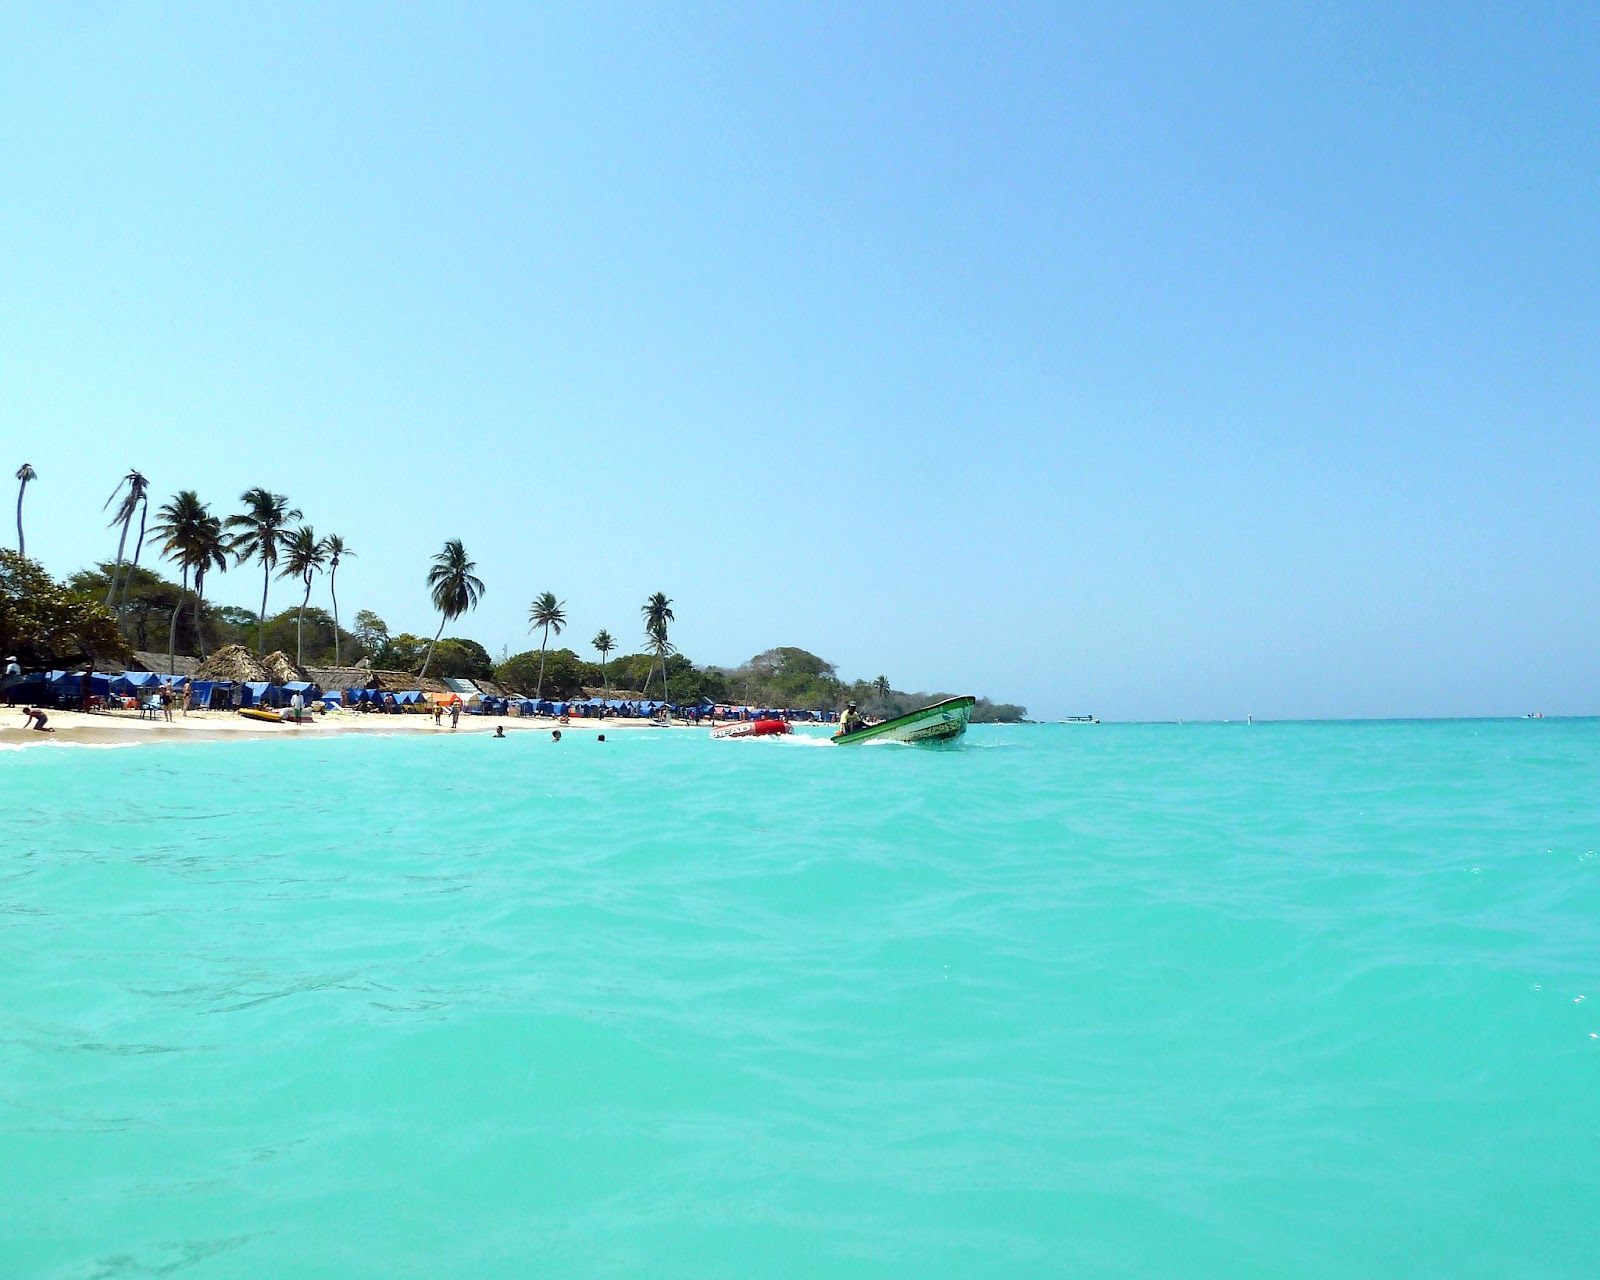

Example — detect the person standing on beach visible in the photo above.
[160,681,175,722]
[79,669,92,712]
[433,702,443,727]
[449,701,461,730]
[183,684,193,716]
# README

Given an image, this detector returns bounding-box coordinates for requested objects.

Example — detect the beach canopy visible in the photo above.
[241,681,285,707]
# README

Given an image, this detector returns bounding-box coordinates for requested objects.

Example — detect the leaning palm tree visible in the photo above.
[14,463,35,557]
[151,490,212,675]
[592,629,615,699]
[102,469,150,609]
[225,488,302,653]
[279,525,329,666]
[642,591,674,710]
[417,539,485,686]
[528,591,567,699]
[189,515,228,660]
[323,535,354,667]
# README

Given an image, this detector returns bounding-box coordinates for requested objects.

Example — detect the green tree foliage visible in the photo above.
[0,550,129,666]
[352,609,388,656]
[494,647,598,698]
[418,538,484,684]
[67,563,190,653]
[258,608,361,668]
[372,632,490,680]
[727,647,843,709]
[969,698,1027,723]
[225,487,301,653]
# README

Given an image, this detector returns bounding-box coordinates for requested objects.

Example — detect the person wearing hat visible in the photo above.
[839,700,866,736]
[2,655,22,699]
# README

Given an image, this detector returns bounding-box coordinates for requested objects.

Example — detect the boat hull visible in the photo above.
[831,696,975,746]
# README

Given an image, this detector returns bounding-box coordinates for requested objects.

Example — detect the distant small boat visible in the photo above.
[832,696,974,746]
[711,718,791,740]
[1057,715,1099,724]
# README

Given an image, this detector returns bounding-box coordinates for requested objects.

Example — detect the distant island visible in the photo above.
[2,547,1026,722]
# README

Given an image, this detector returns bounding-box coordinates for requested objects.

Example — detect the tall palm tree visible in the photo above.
[323,535,354,668]
[14,463,35,557]
[151,490,212,675]
[642,592,674,710]
[190,515,228,660]
[102,469,150,609]
[528,591,567,699]
[417,539,485,686]
[592,629,615,699]
[874,675,890,699]
[225,488,302,653]
[279,526,329,667]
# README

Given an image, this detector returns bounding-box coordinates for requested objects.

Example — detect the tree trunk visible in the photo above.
[536,626,549,699]
[119,498,149,612]
[602,653,610,699]
[105,519,131,607]
[14,478,25,558]
[416,614,448,688]
[297,573,312,666]
[258,562,270,653]
[194,571,208,659]
[167,566,190,676]
[330,567,340,668]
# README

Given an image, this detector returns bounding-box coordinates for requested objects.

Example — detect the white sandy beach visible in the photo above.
[0,706,665,748]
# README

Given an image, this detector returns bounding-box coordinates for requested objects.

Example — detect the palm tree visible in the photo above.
[323,535,354,668]
[225,488,302,653]
[874,675,890,699]
[417,539,485,686]
[102,469,150,609]
[642,592,674,711]
[592,629,615,699]
[528,592,567,699]
[279,526,329,666]
[14,463,35,557]
[190,515,228,660]
[151,491,213,675]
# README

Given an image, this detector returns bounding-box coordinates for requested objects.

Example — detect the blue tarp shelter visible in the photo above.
[241,682,285,708]
[188,680,228,709]
[51,671,112,697]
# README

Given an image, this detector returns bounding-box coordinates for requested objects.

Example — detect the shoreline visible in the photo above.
[0,707,677,749]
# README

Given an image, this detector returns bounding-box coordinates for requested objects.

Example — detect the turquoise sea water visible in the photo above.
[3,720,1597,1278]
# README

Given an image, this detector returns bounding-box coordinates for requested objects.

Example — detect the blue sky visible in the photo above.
[2,3,1596,720]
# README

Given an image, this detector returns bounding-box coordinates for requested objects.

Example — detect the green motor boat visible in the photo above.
[831,696,975,746]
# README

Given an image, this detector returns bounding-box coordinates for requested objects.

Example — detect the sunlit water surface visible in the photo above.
[3,720,1597,1277]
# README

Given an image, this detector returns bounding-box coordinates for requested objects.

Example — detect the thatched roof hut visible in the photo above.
[194,645,270,683]
[131,651,200,678]
[262,651,309,684]
[305,665,376,694]
[367,667,451,694]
